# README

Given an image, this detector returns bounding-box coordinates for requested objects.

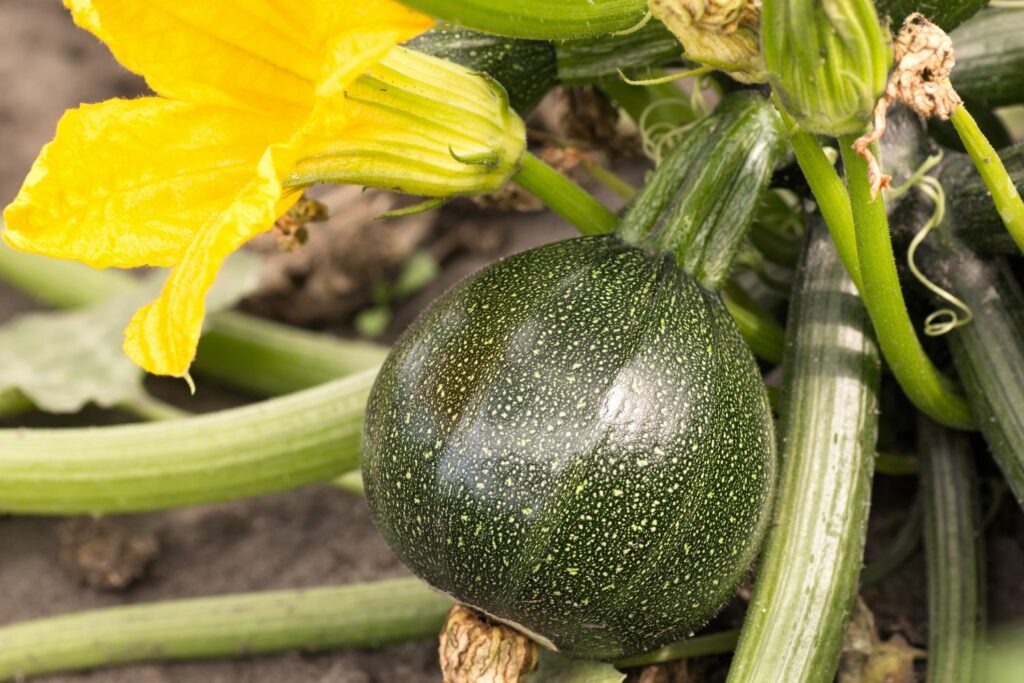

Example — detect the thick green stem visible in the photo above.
[614,629,740,668]
[0,369,375,514]
[0,578,450,682]
[838,136,974,430]
[397,0,648,40]
[557,20,683,84]
[0,245,127,308]
[728,225,880,683]
[512,152,619,235]
[194,311,387,396]
[919,417,984,683]
[949,105,1024,254]
[874,451,920,476]
[617,93,787,289]
[0,247,388,395]
[116,395,189,421]
[922,244,1024,508]
[722,282,785,364]
[777,107,863,291]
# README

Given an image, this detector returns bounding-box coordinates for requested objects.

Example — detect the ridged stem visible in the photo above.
[557,20,683,84]
[513,152,619,235]
[614,629,740,668]
[116,394,188,421]
[0,578,450,682]
[728,224,881,683]
[396,0,648,40]
[776,105,863,291]
[616,93,786,290]
[193,311,387,396]
[722,282,785,364]
[949,105,1024,254]
[922,243,1024,507]
[0,369,375,514]
[838,136,974,430]
[919,417,984,683]
[0,247,387,395]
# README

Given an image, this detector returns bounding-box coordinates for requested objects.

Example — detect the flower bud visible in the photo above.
[285,46,526,199]
[650,0,766,83]
[763,0,892,136]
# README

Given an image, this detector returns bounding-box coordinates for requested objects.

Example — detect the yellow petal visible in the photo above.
[2,98,293,268]
[64,0,431,117]
[314,4,435,99]
[123,145,299,377]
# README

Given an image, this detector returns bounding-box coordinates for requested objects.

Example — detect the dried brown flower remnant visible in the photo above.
[649,0,766,83]
[439,604,540,683]
[272,195,328,252]
[890,13,961,120]
[854,13,963,197]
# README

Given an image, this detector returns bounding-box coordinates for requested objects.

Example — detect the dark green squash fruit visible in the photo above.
[362,234,777,660]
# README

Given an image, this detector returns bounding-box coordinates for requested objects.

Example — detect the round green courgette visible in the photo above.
[362,234,776,660]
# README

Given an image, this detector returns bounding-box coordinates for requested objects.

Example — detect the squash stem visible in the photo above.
[728,224,880,683]
[614,629,740,668]
[512,152,619,235]
[116,393,189,421]
[0,247,388,396]
[837,135,974,431]
[949,104,1024,255]
[874,451,920,476]
[0,369,375,514]
[0,578,450,682]
[919,416,985,683]
[937,251,1024,508]
[774,104,863,292]
[722,282,785,364]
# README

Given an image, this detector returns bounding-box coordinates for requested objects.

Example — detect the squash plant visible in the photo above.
[0,0,1023,681]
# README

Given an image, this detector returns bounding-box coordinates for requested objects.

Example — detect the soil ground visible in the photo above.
[2,2,1023,682]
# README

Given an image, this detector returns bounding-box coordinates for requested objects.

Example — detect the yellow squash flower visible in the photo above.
[3,0,525,379]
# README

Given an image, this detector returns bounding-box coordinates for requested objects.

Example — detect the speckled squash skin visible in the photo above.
[362,234,776,660]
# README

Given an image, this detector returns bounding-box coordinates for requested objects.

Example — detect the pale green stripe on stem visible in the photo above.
[0,246,388,396]
[0,578,450,682]
[0,369,375,514]
[919,417,984,683]
[728,225,880,683]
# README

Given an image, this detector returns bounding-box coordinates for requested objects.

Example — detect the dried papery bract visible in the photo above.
[854,13,962,196]
[439,605,539,683]
[763,0,891,136]
[649,0,766,82]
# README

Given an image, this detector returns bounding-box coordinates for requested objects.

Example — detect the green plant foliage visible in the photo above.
[530,651,625,683]
[0,253,262,413]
